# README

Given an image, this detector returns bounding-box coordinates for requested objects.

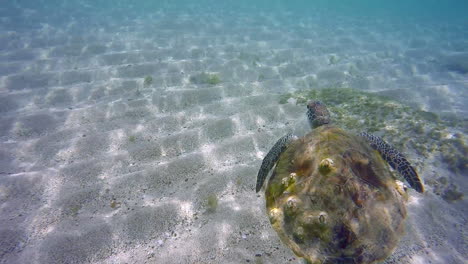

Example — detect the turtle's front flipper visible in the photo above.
[360,132,424,193]
[256,133,296,193]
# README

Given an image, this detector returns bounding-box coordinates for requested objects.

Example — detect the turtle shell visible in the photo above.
[265,125,408,264]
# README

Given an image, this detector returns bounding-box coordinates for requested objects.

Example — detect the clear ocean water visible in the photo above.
[0,1,467,264]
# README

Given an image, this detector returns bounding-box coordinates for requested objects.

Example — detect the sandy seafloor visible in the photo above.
[0,1,467,264]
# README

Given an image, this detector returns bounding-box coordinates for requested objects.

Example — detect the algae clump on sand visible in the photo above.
[206,194,218,213]
[143,75,153,87]
[190,72,221,85]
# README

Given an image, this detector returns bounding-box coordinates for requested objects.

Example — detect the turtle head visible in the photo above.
[307,101,331,129]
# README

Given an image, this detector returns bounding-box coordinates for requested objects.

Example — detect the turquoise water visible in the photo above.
[0,1,467,264]
[3,1,468,26]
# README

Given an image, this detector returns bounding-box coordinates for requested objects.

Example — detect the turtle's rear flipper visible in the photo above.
[256,133,296,193]
[360,132,424,193]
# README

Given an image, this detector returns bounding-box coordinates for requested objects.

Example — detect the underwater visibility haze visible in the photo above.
[0,1,467,263]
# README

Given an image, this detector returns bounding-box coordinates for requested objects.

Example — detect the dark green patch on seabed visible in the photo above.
[280,87,467,202]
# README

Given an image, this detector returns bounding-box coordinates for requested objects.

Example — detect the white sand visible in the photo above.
[0,8,467,264]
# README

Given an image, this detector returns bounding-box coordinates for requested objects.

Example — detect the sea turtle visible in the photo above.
[256,101,424,264]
